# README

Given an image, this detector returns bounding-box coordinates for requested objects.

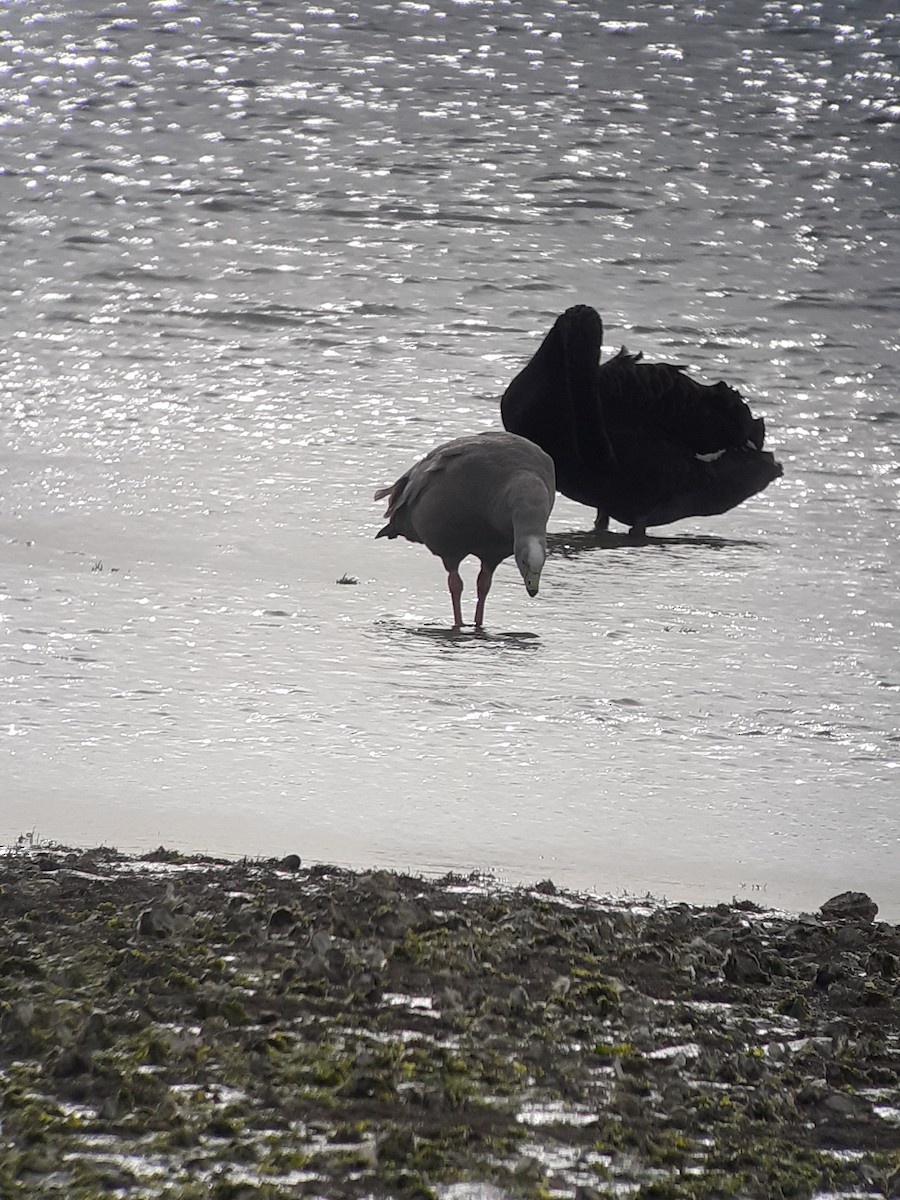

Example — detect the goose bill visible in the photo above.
[524,571,541,597]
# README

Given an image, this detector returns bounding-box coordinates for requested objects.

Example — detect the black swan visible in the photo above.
[375,431,555,628]
[500,305,783,536]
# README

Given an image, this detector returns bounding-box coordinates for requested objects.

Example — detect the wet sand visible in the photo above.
[1,844,898,1199]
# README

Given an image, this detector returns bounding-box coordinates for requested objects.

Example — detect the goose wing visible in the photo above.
[374,439,471,541]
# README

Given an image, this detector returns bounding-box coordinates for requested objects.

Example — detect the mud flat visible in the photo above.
[1,845,898,1199]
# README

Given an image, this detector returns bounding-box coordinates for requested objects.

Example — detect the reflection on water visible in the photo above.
[375,622,541,648]
[0,0,897,916]
[548,530,767,555]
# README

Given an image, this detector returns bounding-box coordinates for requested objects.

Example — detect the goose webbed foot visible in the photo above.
[626,523,648,542]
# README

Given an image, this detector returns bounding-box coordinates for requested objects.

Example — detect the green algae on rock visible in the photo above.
[0,846,898,1199]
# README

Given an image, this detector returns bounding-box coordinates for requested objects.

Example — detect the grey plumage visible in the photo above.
[375,431,555,628]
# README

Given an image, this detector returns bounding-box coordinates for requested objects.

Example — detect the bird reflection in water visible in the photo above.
[372,619,541,649]
[546,529,766,558]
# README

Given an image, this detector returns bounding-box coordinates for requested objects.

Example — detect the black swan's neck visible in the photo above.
[561,310,616,470]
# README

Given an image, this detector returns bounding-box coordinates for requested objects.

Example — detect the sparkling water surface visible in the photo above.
[1,0,898,916]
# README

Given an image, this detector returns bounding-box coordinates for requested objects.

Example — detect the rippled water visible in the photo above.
[1,0,898,915]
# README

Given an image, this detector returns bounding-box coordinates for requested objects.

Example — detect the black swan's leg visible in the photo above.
[447,569,464,627]
[594,508,609,532]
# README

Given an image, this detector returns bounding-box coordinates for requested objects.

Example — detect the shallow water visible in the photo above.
[1,0,898,916]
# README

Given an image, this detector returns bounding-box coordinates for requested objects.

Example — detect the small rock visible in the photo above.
[815,961,847,989]
[17,1145,60,1173]
[78,1009,110,1052]
[137,901,178,937]
[357,943,387,972]
[508,984,530,1013]
[780,993,809,1021]
[686,935,727,971]
[51,1047,92,1078]
[836,924,867,948]
[871,950,898,979]
[723,947,770,985]
[436,986,464,1013]
[310,929,333,956]
[268,907,295,931]
[340,1068,396,1101]
[355,1136,379,1169]
[376,1128,416,1164]
[280,854,301,872]
[137,883,188,937]
[825,1021,849,1057]
[357,870,400,903]
[798,1082,871,1122]
[823,1090,868,1119]
[94,1167,138,1192]
[225,907,262,935]
[704,925,735,948]
[513,1155,544,1183]
[374,900,428,940]
[550,975,571,999]
[324,945,349,983]
[820,891,878,923]
[6,1000,35,1030]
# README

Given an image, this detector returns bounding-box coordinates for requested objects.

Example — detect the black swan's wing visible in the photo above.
[597,350,781,529]
[599,348,766,455]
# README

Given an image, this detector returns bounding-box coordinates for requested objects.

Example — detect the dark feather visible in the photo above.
[501,305,782,534]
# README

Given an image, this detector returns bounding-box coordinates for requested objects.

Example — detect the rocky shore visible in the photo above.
[1,845,898,1199]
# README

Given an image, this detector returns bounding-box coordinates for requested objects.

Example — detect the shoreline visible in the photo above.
[1,844,898,1199]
